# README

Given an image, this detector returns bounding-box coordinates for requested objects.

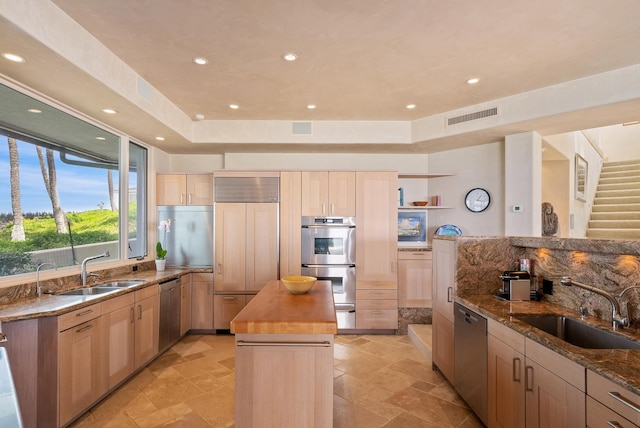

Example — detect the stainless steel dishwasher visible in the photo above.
[454,302,488,425]
[159,278,181,353]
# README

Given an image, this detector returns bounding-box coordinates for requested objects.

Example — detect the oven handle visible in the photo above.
[302,264,356,268]
[301,225,355,229]
[335,303,356,312]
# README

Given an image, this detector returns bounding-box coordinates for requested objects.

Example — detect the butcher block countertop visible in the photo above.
[230,279,337,335]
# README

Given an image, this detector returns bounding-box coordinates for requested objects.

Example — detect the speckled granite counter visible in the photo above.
[0,268,210,322]
[456,294,640,397]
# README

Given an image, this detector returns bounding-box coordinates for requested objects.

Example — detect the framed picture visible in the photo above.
[398,211,427,242]
[575,154,588,201]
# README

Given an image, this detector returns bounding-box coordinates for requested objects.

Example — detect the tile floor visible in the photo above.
[71,326,484,427]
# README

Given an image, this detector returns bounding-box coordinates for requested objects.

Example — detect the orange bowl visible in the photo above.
[281,276,317,294]
[412,201,429,206]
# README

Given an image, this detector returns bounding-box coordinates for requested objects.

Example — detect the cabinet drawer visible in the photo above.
[192,272,213,283]
[356,289,397,300]
[588,370,640,425]
[356,280,397,290]
[356,309,398,329]
[398,251,432,261]
[102,292,135,313]
[135,284,159,301]
[588,396,638,428]
[358,299,397,310]
[488,317,525,354]
[58,302,102,331]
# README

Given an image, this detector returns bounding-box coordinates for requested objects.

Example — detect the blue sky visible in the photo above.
[0,136,116,214]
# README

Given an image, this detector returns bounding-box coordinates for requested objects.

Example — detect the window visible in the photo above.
[0,82,147,277]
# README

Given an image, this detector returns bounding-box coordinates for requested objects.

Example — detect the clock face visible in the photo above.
[465,188,490,212]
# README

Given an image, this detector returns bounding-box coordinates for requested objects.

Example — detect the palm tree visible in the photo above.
[36,146,67,233]
[8,137,25,241]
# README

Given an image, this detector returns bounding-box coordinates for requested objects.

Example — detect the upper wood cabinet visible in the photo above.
[301,171,355,216]
[279,171,302,278]
[156,174,213,205]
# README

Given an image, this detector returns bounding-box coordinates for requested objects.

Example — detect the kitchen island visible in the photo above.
[230,279,337,428]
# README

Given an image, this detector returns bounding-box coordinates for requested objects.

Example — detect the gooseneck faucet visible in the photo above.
[36,262,54,296]
[560,276,628,329]
[81,251,110,286]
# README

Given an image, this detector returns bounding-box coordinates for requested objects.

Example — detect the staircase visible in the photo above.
[587,159,640,239]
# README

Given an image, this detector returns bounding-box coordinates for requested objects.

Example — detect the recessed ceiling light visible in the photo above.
[2,52,25,63]
[27,108,41,113]
[195,114,205,120]
[406,104,416,109]
[155,137,165,141]
[283,53,298,61]
[95,137,106,141]
[193,57,209,65]
[102,108,117,114]
[467,78,480,84]
[306,104,316,110]
[229,104,239,110]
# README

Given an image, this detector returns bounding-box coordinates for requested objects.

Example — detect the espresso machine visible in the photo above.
[498,271,531,301]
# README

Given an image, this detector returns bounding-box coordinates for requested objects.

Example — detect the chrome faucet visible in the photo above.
[36,262,54,296]
[560,276,628,329]
[81,251,110,286]
[619,285,640,326]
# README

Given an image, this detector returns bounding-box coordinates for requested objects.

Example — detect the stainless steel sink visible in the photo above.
[512,314,640,349]
[57,286,121,296]
[98,280,145,288]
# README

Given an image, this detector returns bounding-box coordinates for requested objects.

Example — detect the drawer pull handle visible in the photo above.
[130,308,135,324]
[237,340,331,348]
[137,304,142,320]
[512,357,521,382]
[607,422,623,428]
[223,296,237,300]
[76,309,94,317]
[76,324,94,333]
[447,287,452,303]
[608,391,640,413]
[525,366,534,392]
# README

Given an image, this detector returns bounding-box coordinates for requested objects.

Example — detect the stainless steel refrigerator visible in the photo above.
[157,206,213,267]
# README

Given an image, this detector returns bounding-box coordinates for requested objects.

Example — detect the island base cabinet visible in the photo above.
[234,333,334,428]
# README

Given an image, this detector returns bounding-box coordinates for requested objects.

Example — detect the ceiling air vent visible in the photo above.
[447,107,498,126]
[292,122,312,135]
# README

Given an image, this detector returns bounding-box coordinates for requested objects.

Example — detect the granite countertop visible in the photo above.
[456,294,640,396]
[230,279,337,335]
[0,268,195,322]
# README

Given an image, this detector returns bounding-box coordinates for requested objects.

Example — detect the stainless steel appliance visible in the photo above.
[157,206,213,267]
[159,278,181,353]
[301,216,356,330]
[454,302,488,425]
[498,270,531,301]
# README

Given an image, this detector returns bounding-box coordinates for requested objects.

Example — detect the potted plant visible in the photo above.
[156,219,172,271]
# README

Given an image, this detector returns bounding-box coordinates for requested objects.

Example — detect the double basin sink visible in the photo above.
[512,314,640,350]
[56,280,146,296]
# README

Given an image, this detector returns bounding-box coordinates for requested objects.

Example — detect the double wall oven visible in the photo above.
[301,216,356,330]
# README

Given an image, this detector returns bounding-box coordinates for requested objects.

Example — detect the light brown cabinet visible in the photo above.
[180,277,192,335]
[101,293,135,390]
[587,369,640,427]
[133,286,159,369]
[213,295,249,330]
[398,250,433,308]
[156,173,213,205]
[301,171,355,216]
[191,273,214,330]
[279,171,302,278]
[431,238,456,383]
[58,304,105,427]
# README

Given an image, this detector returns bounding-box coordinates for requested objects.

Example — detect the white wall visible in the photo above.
[591,124,640,162]
[427,142,504,239]
[542,159,570,237]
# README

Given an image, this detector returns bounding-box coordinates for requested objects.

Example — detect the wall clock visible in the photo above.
[465,188,490,213]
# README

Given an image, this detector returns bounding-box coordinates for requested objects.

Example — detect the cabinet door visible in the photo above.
[213,295,246,330]
[180,278,192,335]
[524,358,585,428]
[186,174,213,205]
[58,317,104,426]
[134,294,159,369]
[432,310,455,384]
[301,171,329,215]
[355,171,398,287]
[487,334,525,428]
[246,203,279,292]
[432,239,455,322]
[328,171,356,216]
[156,174,186,205]
[103,303,135,390]
[191,274,214,330]
[215,203,247,291]
[280,171,302,278]
[398,255,432,308]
